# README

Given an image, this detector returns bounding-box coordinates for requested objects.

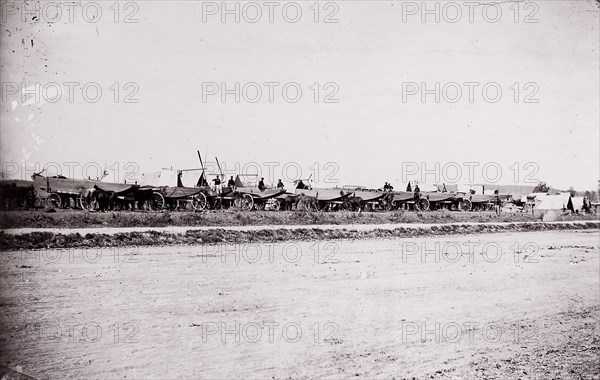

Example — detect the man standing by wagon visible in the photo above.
[413,184,421,210]
[212,175,222,195]
[494,195,502,216]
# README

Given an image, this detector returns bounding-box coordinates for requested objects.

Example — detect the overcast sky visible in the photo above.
[1,0,598,190]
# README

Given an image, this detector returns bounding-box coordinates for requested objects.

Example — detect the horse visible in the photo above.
[278,195,298,210]
[378,191,395,211]
[85,186,113,211]
[296,194,319,211]
[343,196,365,213]
[132,188,156,210]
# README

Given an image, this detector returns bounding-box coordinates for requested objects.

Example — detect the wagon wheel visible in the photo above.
[270,198,282,211]
[151,193,165,210]
[192,193,208,211]
[46,193,61,208]
[233,195,242,209]
[255,200,266,211]
[383,201,393,211]
[34,196,44,209]
[419,198,430,211]
[241,194,254,210]
[460,199,472,212]
[80,196,95,211]
[174,199,186,211]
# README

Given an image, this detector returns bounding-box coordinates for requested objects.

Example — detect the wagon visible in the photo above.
[137,168,216,211]
[145,185,211,211]
[419,192,463,211]
[455,193,513,211]
[388,191,427,211]
[32,173,100,209]
[233,187,287,210]
[342,186,389,211]
[294,186,350,211]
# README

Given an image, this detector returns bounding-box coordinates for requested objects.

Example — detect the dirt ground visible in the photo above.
[0,230,598,379]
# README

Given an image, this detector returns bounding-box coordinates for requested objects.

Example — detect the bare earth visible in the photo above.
[1,230,599,379]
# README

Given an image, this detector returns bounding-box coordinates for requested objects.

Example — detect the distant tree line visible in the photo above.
[533,181,598,201]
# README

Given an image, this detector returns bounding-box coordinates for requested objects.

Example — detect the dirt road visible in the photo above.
[1,230,598,379]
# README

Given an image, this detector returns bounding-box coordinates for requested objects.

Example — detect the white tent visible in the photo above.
[571,196,584,212]
[535,193,574,212]
[180,171,203,187]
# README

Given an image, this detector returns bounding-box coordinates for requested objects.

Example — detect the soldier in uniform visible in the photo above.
[494,195,502,216]
[212,176,222,195]
[227,176,236,189]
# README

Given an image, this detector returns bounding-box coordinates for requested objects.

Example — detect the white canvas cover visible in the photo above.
[571,196,584,211]
[138,171,161,186]
[235,174,258,188]
[180,171,203,187]
[535,193,573,211]
[139,169,179,187]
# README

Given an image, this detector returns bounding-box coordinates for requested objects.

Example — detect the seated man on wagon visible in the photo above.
[227,176,236,189]
[276,179,285,189]
[258,177,266,192]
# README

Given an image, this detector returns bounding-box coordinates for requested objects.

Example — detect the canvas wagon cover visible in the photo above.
[295,188,347,201]
[161,187,203,199]
[469,194,495,203]
[237,187,286,199]
[392,191,414,202]
[422,192,456,202]
[95,182,137,194]
[32,174,98,193]
[180,171,203,187]
[139,169,179,187]
[352,189,386,202]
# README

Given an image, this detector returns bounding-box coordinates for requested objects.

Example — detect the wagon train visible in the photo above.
[7,161,517,214]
